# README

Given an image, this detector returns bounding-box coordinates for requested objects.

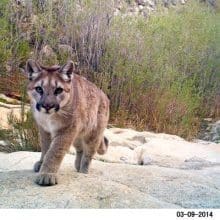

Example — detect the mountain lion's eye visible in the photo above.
[54,87,63,95]
[35,86,43,94]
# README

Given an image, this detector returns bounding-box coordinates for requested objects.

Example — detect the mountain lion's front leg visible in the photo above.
[35,129,76,186]
[34,127,51,172]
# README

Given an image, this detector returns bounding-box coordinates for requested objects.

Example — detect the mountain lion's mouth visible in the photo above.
[36,103,60,114]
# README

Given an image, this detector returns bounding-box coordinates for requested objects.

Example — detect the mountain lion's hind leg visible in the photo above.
[79,134,103,174]
[74,138,83,172]
[97,136,109,155]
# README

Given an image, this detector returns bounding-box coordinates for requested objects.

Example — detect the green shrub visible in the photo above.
[0,87,39,153]
[0,106,39,153]
[0,0,219,145]
[97,1,220,138]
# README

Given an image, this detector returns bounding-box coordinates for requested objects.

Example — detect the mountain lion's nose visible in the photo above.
[42,103,55,111]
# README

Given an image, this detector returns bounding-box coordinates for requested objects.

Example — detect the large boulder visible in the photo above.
[95,128,220,168]
[0,128,220,208]
[0,94,30,129]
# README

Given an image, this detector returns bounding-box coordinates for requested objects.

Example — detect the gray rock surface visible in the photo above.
[199,120,220,143]
[0,128,220,208]
[206,120,220,143]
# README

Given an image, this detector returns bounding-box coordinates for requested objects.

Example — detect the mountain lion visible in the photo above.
[25,59,109,186]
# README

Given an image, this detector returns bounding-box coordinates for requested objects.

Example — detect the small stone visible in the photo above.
[120,156,128,162]
[142,156,153,165]
[138,5,144,11]
[180,0,185,4]
[136,0,148,6]
[204,118,213,122]
[0,141,8,147]
[148,0,155,7]
[114,8,120,16]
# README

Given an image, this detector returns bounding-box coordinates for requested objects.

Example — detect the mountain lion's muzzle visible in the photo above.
[36,102,60,114]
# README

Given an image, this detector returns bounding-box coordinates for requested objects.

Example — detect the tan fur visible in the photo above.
[26,59,109,186]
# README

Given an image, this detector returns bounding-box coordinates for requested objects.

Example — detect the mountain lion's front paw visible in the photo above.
[35,173,58,186]
[33,161,42,172]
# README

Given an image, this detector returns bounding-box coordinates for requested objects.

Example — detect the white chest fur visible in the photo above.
[34,110,61,134]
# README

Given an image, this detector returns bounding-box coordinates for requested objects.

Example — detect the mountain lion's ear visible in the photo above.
[25,59,42,81]
[59,61,75,82]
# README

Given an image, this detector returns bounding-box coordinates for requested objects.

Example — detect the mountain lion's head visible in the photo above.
[25,59,75,114]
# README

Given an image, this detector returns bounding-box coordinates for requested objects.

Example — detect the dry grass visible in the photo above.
[0,0,219,147]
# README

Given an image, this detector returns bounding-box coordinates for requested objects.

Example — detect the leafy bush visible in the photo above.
[0,0,219,145]
[97,1,220,138]
[0,0,31,95]
[0,97,39,153]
